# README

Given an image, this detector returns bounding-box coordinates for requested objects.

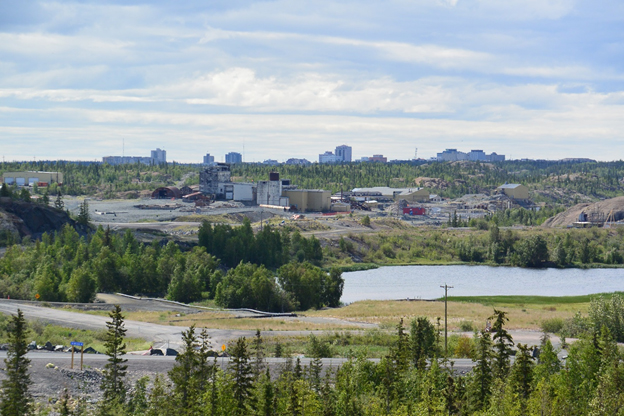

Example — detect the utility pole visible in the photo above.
[440,283,453,356]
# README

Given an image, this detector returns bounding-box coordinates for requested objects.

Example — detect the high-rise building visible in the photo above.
[225,152,243,164]
[203,153,215,165]
[335,145,352,162]
[151,148,166,164]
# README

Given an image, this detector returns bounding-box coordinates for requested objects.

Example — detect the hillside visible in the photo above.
[0,198,90,241]
[541,196,624,227]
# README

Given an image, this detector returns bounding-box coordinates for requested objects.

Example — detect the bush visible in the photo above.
[453,336,474,358]
[361,215,371,227]
[459,321,474,332]
[306,334,333,358]
[540,318,564,334]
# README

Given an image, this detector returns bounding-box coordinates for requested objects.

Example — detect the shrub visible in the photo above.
[453,336,474,358]
[459,321,474,332]
[540,318,564,334]
[361,215,371,227]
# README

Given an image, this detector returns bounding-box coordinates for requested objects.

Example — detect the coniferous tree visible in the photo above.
[509,343,535,405]
[0,183,10,197]
[252,329,265,379]
[100,305,128,412]
[490,309,514,379]
[229,337,254,414]
[54,191,64,210]
[0,309,32,416]
[468,330,493,412]
[410,316,437,370]
[77,200,90,225]
[169,325,202,415]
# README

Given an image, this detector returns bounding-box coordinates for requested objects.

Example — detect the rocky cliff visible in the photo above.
[0,198,91,239]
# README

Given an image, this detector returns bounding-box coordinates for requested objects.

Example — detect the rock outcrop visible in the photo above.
[0,199,90,239]
[542,196,624,227]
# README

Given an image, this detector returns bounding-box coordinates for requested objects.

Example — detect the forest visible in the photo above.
[3,159,624,204]
[326,221,624,269]
[0,223,343,312]
[5,300,624,415]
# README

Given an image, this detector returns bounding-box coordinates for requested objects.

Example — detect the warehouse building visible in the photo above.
[496,183,529,200]
[351,187,430,203]
[2,171,63,187]
[283,189,331,212]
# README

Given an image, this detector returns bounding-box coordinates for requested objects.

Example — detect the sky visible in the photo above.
[0,0,623,163]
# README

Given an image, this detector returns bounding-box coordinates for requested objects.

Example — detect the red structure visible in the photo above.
[403,207,426,215]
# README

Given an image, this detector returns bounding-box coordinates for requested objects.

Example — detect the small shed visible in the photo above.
[152,187,182,199]
[403,207,426,215]
[496,184,529,200]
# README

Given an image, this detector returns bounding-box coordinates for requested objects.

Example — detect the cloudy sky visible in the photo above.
[0,0,623,163]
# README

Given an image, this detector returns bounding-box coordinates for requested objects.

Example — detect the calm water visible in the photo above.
[341,265,624,303]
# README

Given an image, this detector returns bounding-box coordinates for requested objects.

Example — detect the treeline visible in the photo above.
[0,161,197,197]
[8,305,624,415]
[234,160,624,203]
[329,224,624,268]
[0,224,342,311]
[198,219,322,269]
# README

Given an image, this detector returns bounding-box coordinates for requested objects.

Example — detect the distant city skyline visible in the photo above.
[0,1,622,162]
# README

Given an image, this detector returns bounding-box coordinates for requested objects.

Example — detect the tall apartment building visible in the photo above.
[225,152,243,164]
[151,148,166,164]
[203,153,215,165]
[335,145,352,162]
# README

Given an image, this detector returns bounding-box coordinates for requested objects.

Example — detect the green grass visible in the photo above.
[444,292,624,306]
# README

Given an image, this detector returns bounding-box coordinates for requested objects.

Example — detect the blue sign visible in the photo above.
[70,341,83,347]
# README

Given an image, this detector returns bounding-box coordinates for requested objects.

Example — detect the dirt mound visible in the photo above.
[542,196,624,227]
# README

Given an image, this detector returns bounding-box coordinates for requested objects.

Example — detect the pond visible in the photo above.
[341,265,624,303]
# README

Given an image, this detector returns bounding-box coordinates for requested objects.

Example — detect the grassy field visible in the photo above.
[305,296,596,331]
[79,309,367,332]
[66,293,604,332]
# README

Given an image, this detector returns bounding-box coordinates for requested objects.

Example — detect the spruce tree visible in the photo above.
[490,309,514,379]
[229,337,254,414]
[252,329,265,378]
[169,325,203,415]
[77,200,90,225]
[0,309,32,416]
[468,330,493,412]
[54,191,64,210]
[100,305,128,410]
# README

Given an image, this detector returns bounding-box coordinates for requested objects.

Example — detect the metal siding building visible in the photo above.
[283,189,331,212]
[2,171,64,186]
[497,184,529,200]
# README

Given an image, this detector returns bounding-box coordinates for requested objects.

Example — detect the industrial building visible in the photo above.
[496,184,529,200]
[2,171,63,186]
[225,152,242,164]
[257,172,291,206]
[283,189,331,212]
[351,187,430,203]
[199,164,232,198]
[152,186,182,199]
